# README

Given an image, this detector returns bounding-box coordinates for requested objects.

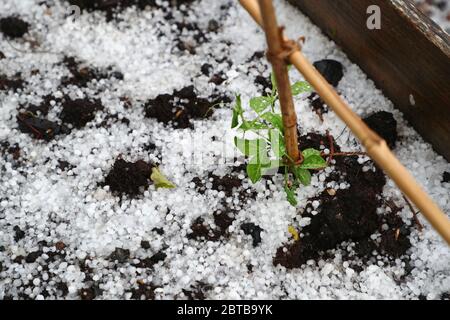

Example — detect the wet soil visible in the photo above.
[313,59,344,87]
[274,135,411,269]
[241,222,263,247]
[187,207,236,242]
[182,281,212,300]
[17,113,69,141]
[60,98,104,128]
[102,159,153,197]
[0,16,29,38]
[144,85,228,129]
[61,56,122,88]
[363,111,398,149]
[0,74,24,92]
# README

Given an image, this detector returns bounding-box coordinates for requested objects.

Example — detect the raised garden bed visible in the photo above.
[0,0,449,300]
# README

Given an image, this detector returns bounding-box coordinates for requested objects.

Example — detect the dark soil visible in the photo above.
[21,94,61,117]
[182,282,212,300]
[102,159,153,197]
[108,247,130,263]
[13,226,25,242]
[25,251,42,263]
[68,0,194,19]
[174,21,209,54]
[307,93,328,120]
[0,141,21,161]
[188,207,236,242]
[17,113,69,141]
[274,136,411,269]
[0,16,29,38]
[0,74,24,92]
[68,0,156,20]
[298,132,341,153]
[191,170,256,202]
[364,111,398,149]
[255,75,272,95]
[134,251,167,268]
[60,98,104,128]
[140,240,151,249]
[56,160,75,172]
[201,63,213,76]
[0,51,5,59]
[61,56,119,88]
[129,282,158,300]
[144,85,227,129]
[313,59,344,87]
[241,223,263,247]
[97,114,130,128]
[443,172,450,183]
[152,227,164,235]
[79,287,97,300]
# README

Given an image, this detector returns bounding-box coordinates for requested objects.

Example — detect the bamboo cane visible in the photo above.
[239,0,450,245]
[258,0,300,163]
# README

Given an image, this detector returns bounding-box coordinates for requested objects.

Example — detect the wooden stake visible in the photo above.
[239,0,450,245]
[258,0,300,163]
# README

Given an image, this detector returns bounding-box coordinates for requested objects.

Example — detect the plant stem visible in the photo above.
[258,0,300,164]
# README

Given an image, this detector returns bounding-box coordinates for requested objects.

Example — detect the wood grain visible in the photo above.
[287,0,450,160]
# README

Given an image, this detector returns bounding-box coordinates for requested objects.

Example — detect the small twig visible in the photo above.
[322,131,366,161]
[402,194,424,232]
[330,151,367,157]
[17,115,43,139]
[258,0,300,164]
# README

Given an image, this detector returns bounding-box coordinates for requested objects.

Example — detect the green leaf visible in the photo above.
[302,148,322,159]
[291,81,313,96]
[231,95,242,129]
[299,155,327,170]
[284,184,298,206]
[250,96,272,114]
[261,112,284,132]
[269,129,286,158]
[234,137,267,159]
[293,167,312,186]
[231,109,239,128]
[247,163,262,184]
[150,168,176,189]
[271,72,277,91]
[238,121,269,131]
[234,95,243,113]
[261,160,284,175]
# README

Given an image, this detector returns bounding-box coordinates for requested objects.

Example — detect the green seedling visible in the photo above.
[232,72,327,206]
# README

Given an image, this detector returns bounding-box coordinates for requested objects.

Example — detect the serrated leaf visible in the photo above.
[299,155,327,170]
[293,167,312,186]
[247,163,262,184]
[250,96,272,114]
[261,112,284,132]
[150,168,176,189]
[302,148,322,159]
[291,81,313,96]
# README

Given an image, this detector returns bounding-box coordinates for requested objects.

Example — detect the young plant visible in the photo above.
[232,73,327,206]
